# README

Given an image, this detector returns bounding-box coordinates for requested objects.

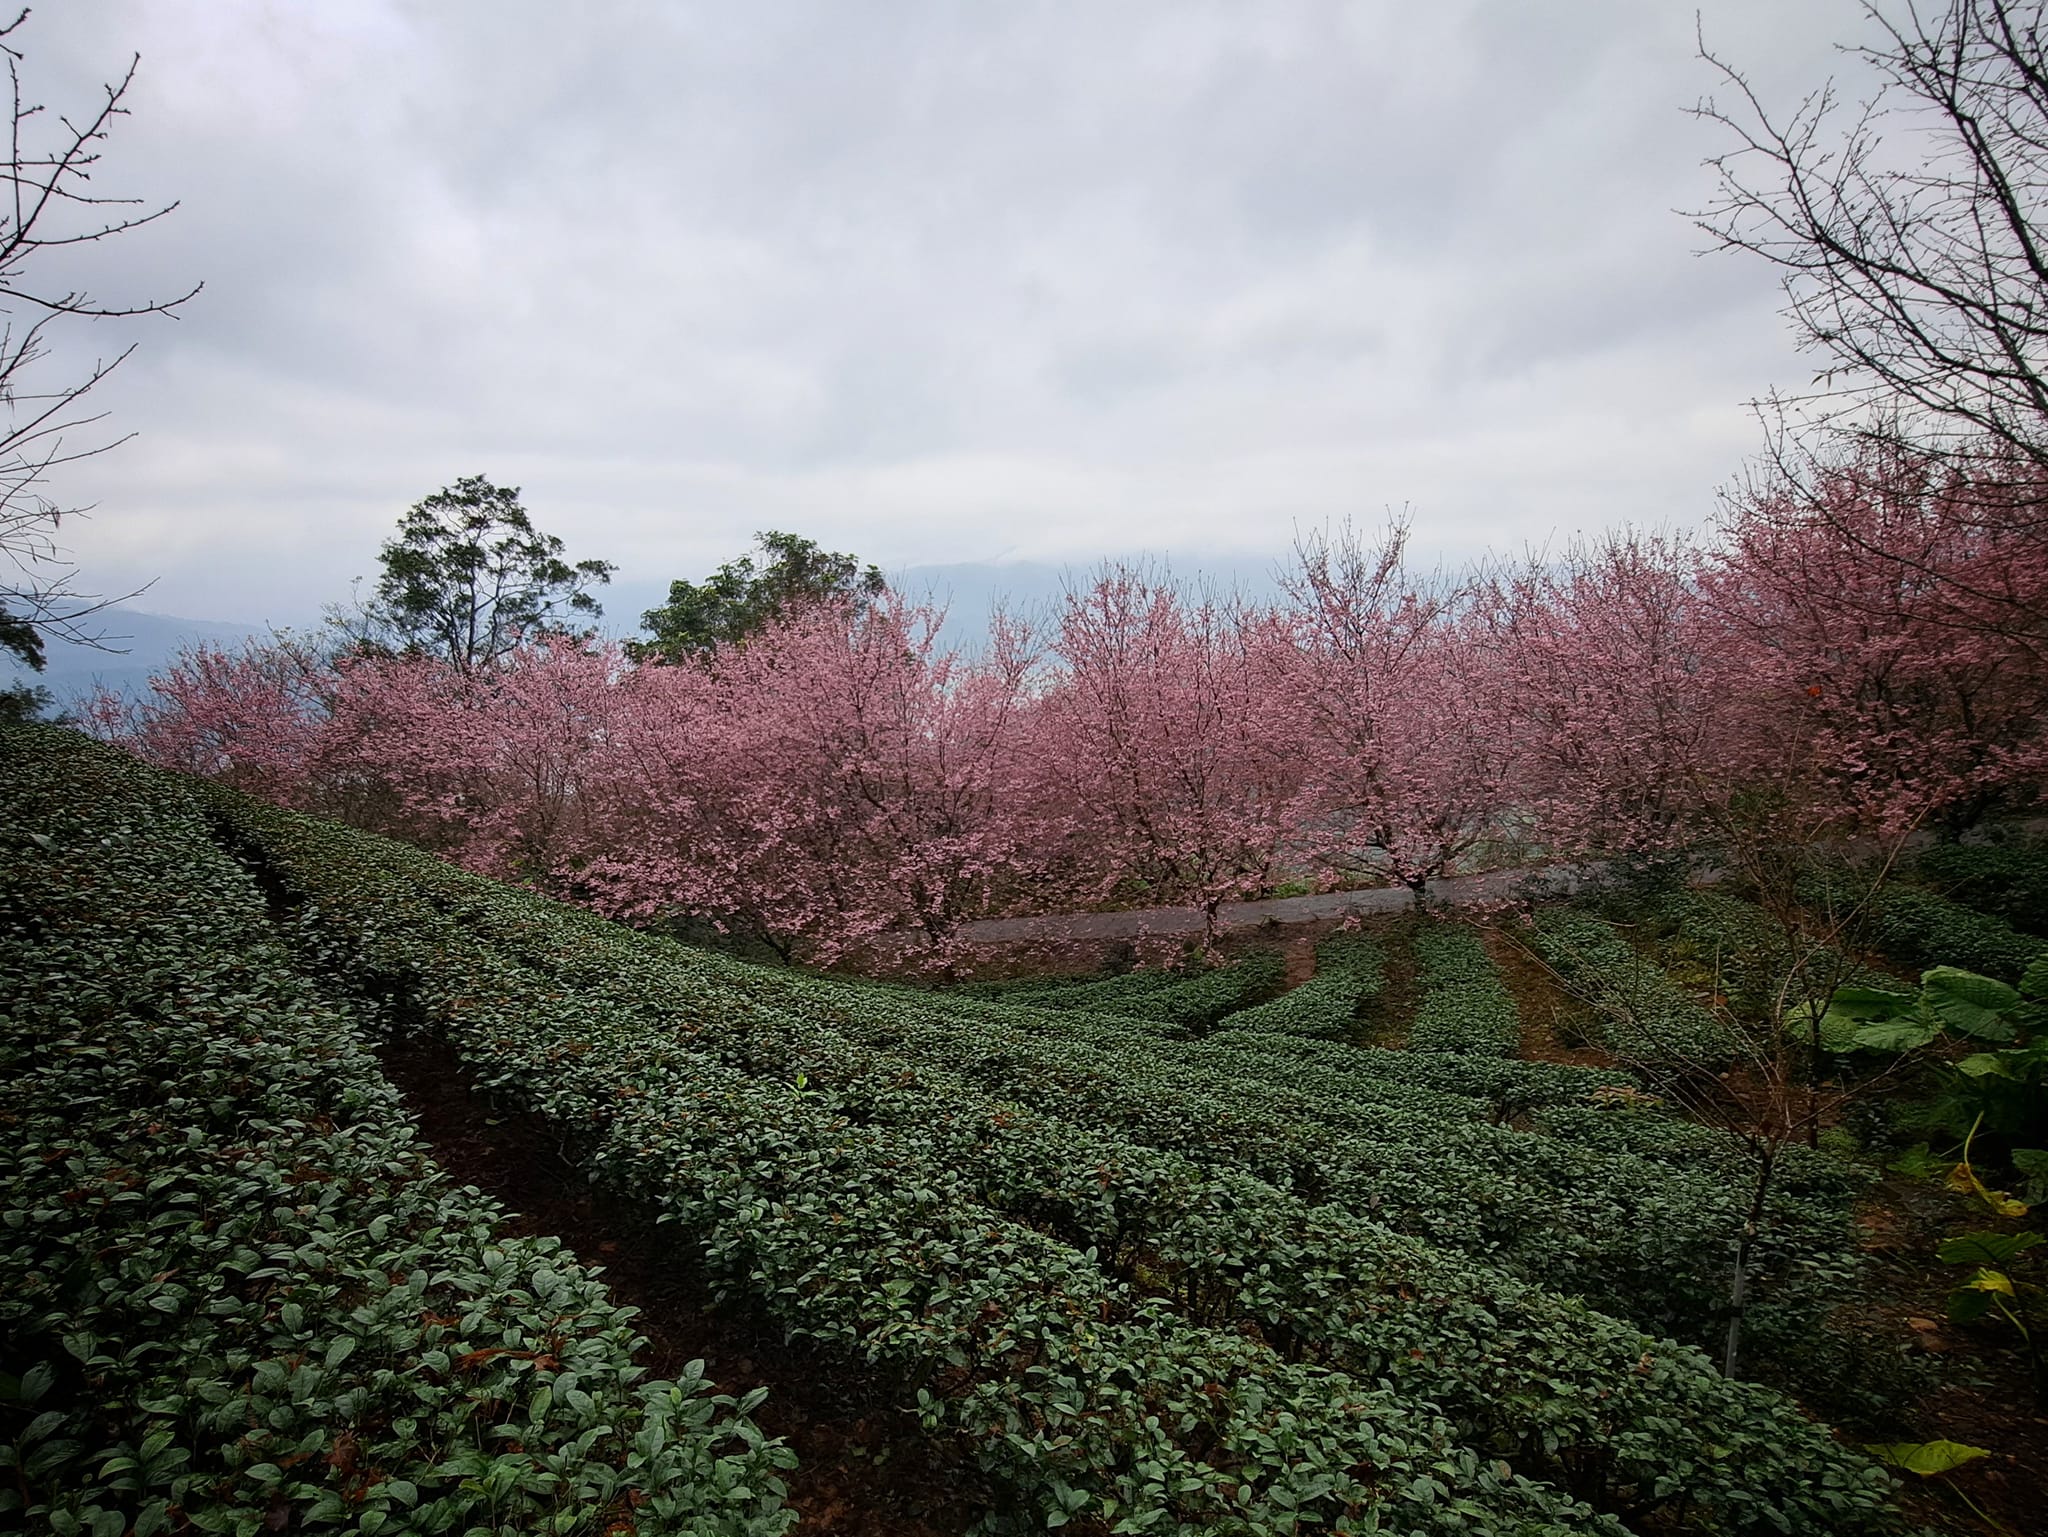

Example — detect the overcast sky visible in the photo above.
[26,1,1875,629]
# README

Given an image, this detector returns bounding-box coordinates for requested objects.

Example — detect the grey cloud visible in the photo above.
[16,0,1883,627]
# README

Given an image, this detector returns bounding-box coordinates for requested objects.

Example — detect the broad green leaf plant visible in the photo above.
[1842,958,2048,1405]
[1837,956,2048,1176]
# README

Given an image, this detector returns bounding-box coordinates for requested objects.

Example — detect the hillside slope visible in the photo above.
[2,727,1910,1536]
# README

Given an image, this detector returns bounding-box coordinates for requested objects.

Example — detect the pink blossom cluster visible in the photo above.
[93,454,2048,968]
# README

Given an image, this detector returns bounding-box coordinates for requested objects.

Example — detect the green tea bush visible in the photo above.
[1655,889,1817,1006]
[1866,883,2047,982]
[217,795,1902,1536]
[250,807,1873,1365]
[949,971,1107,999]
[354,860,1856,1354]
[967,955,1287,1030]
[1530,909,1741,1067]
[1914,838,2048,935]
[0,727,794,1537]
[1314,934,1386,974]
[1212,935,1385,1040]
[971,967,1185,1008]
[1216,1035,1636,1119]
[712,1033,1894,1533]
[217,818,1620,1532]
[1098,948,1288,1028]
[53,732,1901,1532]
[1408,925,1519,1055]
[1638,888,1893,1026]
[856,991,1856,1337]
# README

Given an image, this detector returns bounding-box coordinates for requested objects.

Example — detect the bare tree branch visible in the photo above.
[0,7,197,670]
[1694,3,2048,469]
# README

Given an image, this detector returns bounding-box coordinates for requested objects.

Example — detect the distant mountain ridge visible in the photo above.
[9,557,1287,706]
[1,609,275,708]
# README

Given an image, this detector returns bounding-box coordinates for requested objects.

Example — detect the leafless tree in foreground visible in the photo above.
[0,7,198,671]
[1691,0,2048,699]
[1695,2,2048,476]
[1512,811,1921,1379]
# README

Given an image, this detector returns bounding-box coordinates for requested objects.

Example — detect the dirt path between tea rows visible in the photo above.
[377,1035,988,1537]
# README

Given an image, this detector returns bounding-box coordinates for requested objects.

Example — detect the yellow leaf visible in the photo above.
[1863,1439,1992,1477]
[1948,1160,2033,1216]
[1963,1268,2016,1295]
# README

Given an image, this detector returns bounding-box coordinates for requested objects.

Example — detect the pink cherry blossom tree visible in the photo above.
[1016,567,1301,944]
[322,635,631,880]
[85,633,336,810]
[582,594,1036,972]
[1479,531,1725,863]
[90,472,2047,979]
[1708,445,2048,836]
[1274,527,1520,902]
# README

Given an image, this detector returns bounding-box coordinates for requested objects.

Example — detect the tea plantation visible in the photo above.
[2,728,1920,1534]
[0,729,794,1535]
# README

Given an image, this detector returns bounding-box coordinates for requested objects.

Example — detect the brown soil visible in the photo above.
[377,1035,987,1536]
[1281,932,1318,989]
[1361,915,1417,1047]
[1482,926,1617,1069]
[1835,1174,2048,1536]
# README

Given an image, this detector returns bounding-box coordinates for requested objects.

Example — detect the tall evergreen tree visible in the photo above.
[632,531,884,663]
[362,476,614,673]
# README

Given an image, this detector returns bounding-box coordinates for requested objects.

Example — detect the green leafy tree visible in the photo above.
[631,531,885,663]
[0,679,56,723]
[359,476,614,673]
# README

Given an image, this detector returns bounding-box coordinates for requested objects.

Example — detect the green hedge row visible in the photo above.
[1627,888,1887,1026]
[969,967,1187,1009]
[1130,1027,1860,1206]
[213,793,1905,1536]
[1528,910,1741,1067]
[1865,883,2046,983]
[1211,936,1385,1040]
[214,796,1627,1534]
[766,977,1861,1350]
[972,954,1288,1032]
[660,999,1893,1532]
[1201,1034,1635,1121]
[0,728,793,1537]
[1913,839,2048,936]
[414,867,1862,1355]
[234,785,1866,1367]
[653,1003,1891,1533]
[1408,926,1520,1055]
[1106,949,1289,1028]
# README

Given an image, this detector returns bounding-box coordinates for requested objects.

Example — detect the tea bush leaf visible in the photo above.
[0,725,795,1537]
